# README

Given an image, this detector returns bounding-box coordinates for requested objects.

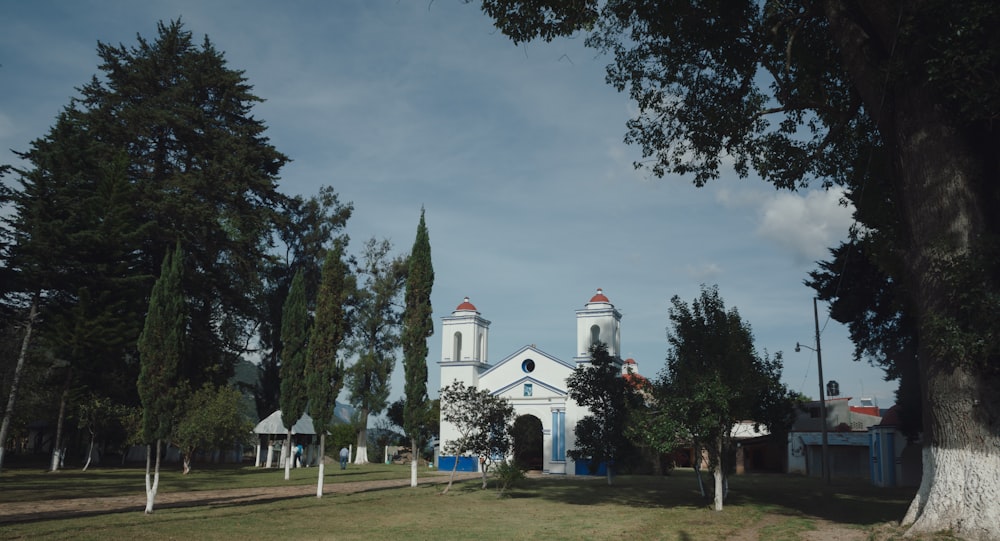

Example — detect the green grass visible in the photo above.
[0,464,925,540]
[0,461,413,503]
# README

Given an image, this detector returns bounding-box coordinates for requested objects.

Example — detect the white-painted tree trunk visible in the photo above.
[354,408,369,465]
[316,433,326,498]
[82,430,95,471]
[144,440,161,514]
[283,429,292,480]
[409,437,418,487]
[49,370,72,472]
[713,467,724,511]
[902,446,1000,540]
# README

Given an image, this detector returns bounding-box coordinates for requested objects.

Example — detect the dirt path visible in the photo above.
[0,471,481,524]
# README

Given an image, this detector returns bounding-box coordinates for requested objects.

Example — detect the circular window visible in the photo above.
[521,359,535,373]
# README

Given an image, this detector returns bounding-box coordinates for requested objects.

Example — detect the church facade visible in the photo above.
[437,289,628,475]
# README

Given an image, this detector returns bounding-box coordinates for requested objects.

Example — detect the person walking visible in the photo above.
[339,446,349,470]
[294,443,304,468]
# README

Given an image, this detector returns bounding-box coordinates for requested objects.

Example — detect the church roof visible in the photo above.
[589,288,610,303]
[455,296,477,312]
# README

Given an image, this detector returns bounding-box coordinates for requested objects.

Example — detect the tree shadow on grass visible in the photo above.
[515,469,915,526]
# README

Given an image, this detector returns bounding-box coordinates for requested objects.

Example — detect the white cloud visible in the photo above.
[756,187,854,264]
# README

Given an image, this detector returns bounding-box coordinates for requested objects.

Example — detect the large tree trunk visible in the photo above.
[825,4,1000,538]
[0,295,39,472]
[353,407,369,465]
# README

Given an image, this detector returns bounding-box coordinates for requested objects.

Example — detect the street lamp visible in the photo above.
[796,297,830,485]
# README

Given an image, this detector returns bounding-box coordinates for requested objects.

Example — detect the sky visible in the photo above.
[0,1,897,410]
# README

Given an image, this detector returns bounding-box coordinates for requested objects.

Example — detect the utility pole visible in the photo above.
[797,297,830,485]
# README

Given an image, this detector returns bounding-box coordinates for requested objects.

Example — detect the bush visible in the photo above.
[493,460,526,497]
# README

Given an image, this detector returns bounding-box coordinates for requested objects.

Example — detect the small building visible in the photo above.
[787,397,882,479]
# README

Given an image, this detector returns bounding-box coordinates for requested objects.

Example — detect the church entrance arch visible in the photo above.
[513,415,543,471]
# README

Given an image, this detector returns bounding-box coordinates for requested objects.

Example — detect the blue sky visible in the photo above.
[0,1,896,409]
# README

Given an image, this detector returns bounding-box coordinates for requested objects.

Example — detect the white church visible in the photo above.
[437,288,637,475]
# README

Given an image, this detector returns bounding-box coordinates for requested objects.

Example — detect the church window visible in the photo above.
[551,410,565,461]
[521,359,535,373]
[453,332,462,361]
[590,325,600,346]
[523,383,533,397]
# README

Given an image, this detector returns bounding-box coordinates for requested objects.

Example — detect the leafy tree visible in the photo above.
[137,242,186,514]
[279,269,310,481]
[172,384,253,475]
[306,243,351,497]
[471,2,1000,536]
[566,342,640,486]
[402,209,434,487]
[346,238,407,464]
[653,285,792,511]
[438,381,515,493]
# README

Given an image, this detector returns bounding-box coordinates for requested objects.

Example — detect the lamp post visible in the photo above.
[796,297,830,485]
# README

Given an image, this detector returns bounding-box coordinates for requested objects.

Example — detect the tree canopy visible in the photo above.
[566,342,640,485]
[655,285,792,510]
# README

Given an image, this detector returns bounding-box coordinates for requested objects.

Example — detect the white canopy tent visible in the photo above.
[252,404,354,468]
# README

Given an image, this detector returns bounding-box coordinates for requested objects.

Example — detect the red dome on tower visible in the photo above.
[455,297,477,312]
[589,288,610,303]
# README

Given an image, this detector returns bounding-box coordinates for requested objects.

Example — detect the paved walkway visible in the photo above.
[0,471,481,524]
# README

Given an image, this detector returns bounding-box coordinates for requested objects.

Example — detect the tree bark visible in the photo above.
[354,407,369,465]
[823,3,1000,538]
[0,295,39,472]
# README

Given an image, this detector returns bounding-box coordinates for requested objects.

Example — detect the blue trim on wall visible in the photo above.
[439,456,478,472]
[574,459,608,476]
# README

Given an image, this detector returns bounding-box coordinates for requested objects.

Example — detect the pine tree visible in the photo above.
[402,209,434,487]
[306,243,351,497]
[136,242,186,514]
[279,269,310,480]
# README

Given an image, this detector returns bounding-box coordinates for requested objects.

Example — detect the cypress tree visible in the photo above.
[401,209,433,487]
[306,243,351,496]
[279,269,309,480]
[136,242,186,513]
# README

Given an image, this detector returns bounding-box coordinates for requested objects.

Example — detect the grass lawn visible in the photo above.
[0,463,946,541]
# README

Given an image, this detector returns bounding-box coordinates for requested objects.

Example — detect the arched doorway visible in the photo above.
[513,415,543,471]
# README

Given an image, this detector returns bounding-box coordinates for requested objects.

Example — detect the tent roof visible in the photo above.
[253,403,354,435]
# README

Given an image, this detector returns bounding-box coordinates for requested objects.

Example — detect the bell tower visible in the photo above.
[574,288,622,364]
[439,297,490,387]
